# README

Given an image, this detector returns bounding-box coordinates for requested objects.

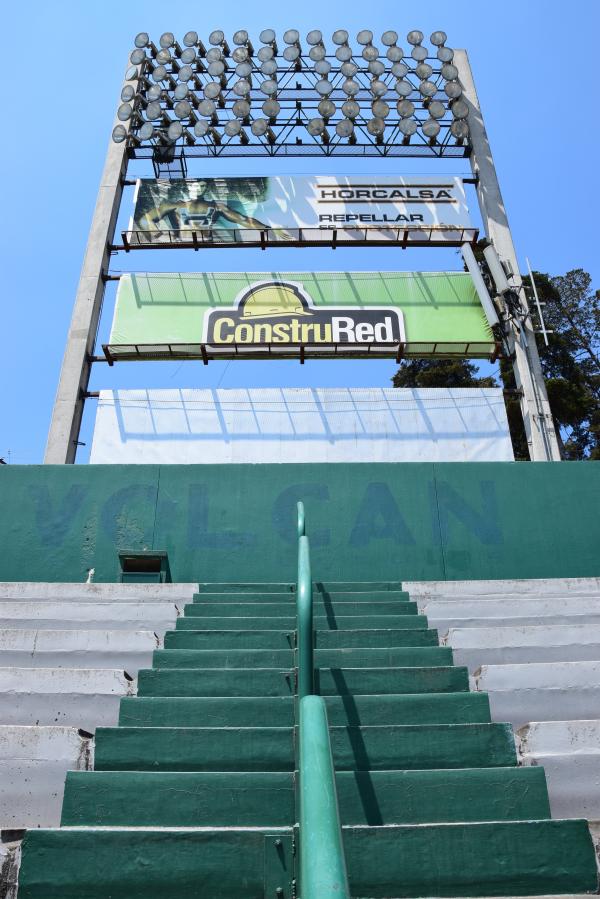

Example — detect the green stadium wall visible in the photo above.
[0,463,598,583]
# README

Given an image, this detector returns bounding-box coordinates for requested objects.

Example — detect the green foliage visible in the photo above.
[391,359,496,389]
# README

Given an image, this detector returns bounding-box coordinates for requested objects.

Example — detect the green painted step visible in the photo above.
[60,766,548,828]
[62,771,295,827]
[183,601,419,617]
[175,615,428,631]
[151,647,453,669]
[342,820,598,897]
[137,665,469,697]
[197,581,402,593]
[94,726,294,772]
[94,722,512,772]
[119,692,491,728]
[164,628,438,650]
[17,828,294,899]
[192,590,411,603]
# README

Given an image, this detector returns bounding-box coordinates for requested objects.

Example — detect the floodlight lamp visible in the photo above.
[307,116,326,135]
[174,83,189,101]
[451,99,468,119]
[233,30,250,45]
[118,102,133,121]
[315,59,332,75]
[367,116,385,135]
[386,45,404,62]
[306,29,323,45]
[262,98,280,118]
[130,48,146,65]
[316,78,333,95]
[309,44,326,61]
[139,122,155,140]
[134,32,149,49]
[209,30,225,46]
[121,84,136,102]
[372,99,390,118]
[147,84,162,101]
[357,29,373,45]
[396,99,414,117]
[151,65,168,82]
[198,98,216,116]
[441,63,458,81]
[450,118,469,141]
[368,60,385,76]
[181,48,196,64]
[208,61,226,77]
[146,100,163,120]
[233,46,249,63]
[395,79,412,98]
[206,47,223,62]
[336,118,354,137]
[422,117,440,138]
[444,80,462,99]
[260,29,276,45]
[381,30,398,46]
[341,61,358,77]
[318,98,336,118]
[370,79,387,97]
[160,32,175,49]
[411,45,428,61]
[419,80,437,98]
[194,120,209,137]
[260,78,278,96]
[178,65,194,82]
[399,117,417,135]
[261,59,278,75]
[430,30,447,46]
[251,117,269,135]
[284,29,300,44]
[167,120,183,141]
[224,119,242,136]
[416,62,433,79]
[156,48,171,64]
[233,99,251,118]
[342,78,359,96]
[342,99,360,118]
[362,44,379,61]
[336,45,353,62]
[257,46,274,62]
[332,29,349,44]
[174,99,192,119]
[112,124,127,142]
[428,99,445,118]
[236,61,253,77]
[233,79,251,97]
[204,82,222,99]
[125,66,139,80]
[406,30,423,45]
[437,46,454,62]
[284,45,301,62]
[183,31,198,47]
[391,61,409,78]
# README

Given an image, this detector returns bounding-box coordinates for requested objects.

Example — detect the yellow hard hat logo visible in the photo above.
[240,282,313,319]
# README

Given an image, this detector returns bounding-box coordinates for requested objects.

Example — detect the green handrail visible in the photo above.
[297,527,313,700]
[299,695,351,899]
[297,500,306,538]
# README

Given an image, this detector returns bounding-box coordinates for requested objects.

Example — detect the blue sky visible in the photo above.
[1,0,598,463]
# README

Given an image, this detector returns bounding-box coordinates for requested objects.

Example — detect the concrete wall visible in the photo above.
[0,463,599,584]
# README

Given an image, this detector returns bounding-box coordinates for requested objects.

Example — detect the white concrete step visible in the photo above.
[0,726,93,829]
[472,661,600,728]
[433,614,600,632]
[404,577,600,598]
[0,629,159,671]
[518,720,600,820]
[0,601,179,630]
[0,667,134,729]
[0,582,198,602]
[446,624,600,670]
[422,595,600,618]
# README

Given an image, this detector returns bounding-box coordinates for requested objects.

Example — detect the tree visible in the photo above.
[391,358,496,389]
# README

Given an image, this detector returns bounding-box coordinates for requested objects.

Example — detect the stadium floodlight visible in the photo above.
[416,62,433,79]
[441,63,458,80]
[406,30,423,45]
[251,117,275,140]
[194,119,209,137]
[399,117,417,135]
[146,100,163,119]
[367,117,385,135]
[444,80,462,99]
[419,80,437,98]
[198,98,216,116]
[332,29,349,44]
[174,83,189,101]
[315,59,332,75]
[261,59,278,75]
[336,44,353,62]
[130,48,146,65]
[257,45,274,62]
[451,99,469,119]
[183,31,198,47]
[381,30,398,46]
[430,30,447,46]
[233,99,251,118]
[309,43,326,61]
[370,79,388,97]
[233,46,249,63]
[283,45,301,62]
[336,118,355,138]
[112,124,128,143]
[341,61,358,77]
[318,98,336,118]
[233,79,251,96]
[180,48,197,64]
[422,117,441,139]
[391,61,409,78]
[121,85,136,102]
[262,98,281,118]
[396,99,415,117]
[159,32,175,48]
[178,65,194,82]
[156,48,171,64]
[342,99,359,118]
[307,116,326,135]
[372,99,390,118]
[411,44,428,61]
[134,32,150,48]
[428,100,445,119]
[437,46,454,62]
[356,29,373,45]
[283,29,300,44]
[260,78,278,96]
[315,78,333,95]
[368,60,385,76]
[147,84,162,101]
[395,79,412,98]
[174,99,192,119]
[139,122,155,140]
[306,29,323,45]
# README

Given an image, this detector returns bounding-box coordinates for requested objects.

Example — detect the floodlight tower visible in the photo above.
[44,29,560,463]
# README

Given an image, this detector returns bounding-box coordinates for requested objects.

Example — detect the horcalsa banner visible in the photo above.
[104,271,496,362]
[130,176,471,244]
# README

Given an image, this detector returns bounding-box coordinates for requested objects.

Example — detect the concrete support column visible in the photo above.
[44,68,133,464]
[455,50,561,461]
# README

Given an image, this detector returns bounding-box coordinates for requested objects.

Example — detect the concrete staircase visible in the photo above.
[11,582,598,898]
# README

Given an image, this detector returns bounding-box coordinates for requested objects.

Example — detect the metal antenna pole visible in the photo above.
[44,63,134,463]
[454,50,561,461]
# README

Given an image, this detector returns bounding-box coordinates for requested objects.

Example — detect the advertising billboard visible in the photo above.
[130,176,472,246]
[105,271,496,362]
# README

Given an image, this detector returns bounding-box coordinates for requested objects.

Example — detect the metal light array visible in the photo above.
[112,29,470,158]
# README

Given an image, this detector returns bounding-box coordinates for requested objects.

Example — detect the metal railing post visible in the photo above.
[299,695,351,899]
[297,533,313,700]
[297,500,305,538]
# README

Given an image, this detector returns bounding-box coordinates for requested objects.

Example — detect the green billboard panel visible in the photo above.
[105,271,496,361]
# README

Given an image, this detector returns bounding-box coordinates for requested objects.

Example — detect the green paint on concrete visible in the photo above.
[151,646,452,669]
[174,614,429,630]
[342,820,598,897]
[317,665,470,695]
[183,600,420,617]
[191,590,412,603]
[336,767,551,824]
[62,771,295,827]
[2,463,600,582]
[137,667,295,697]
[164,628,438,649]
